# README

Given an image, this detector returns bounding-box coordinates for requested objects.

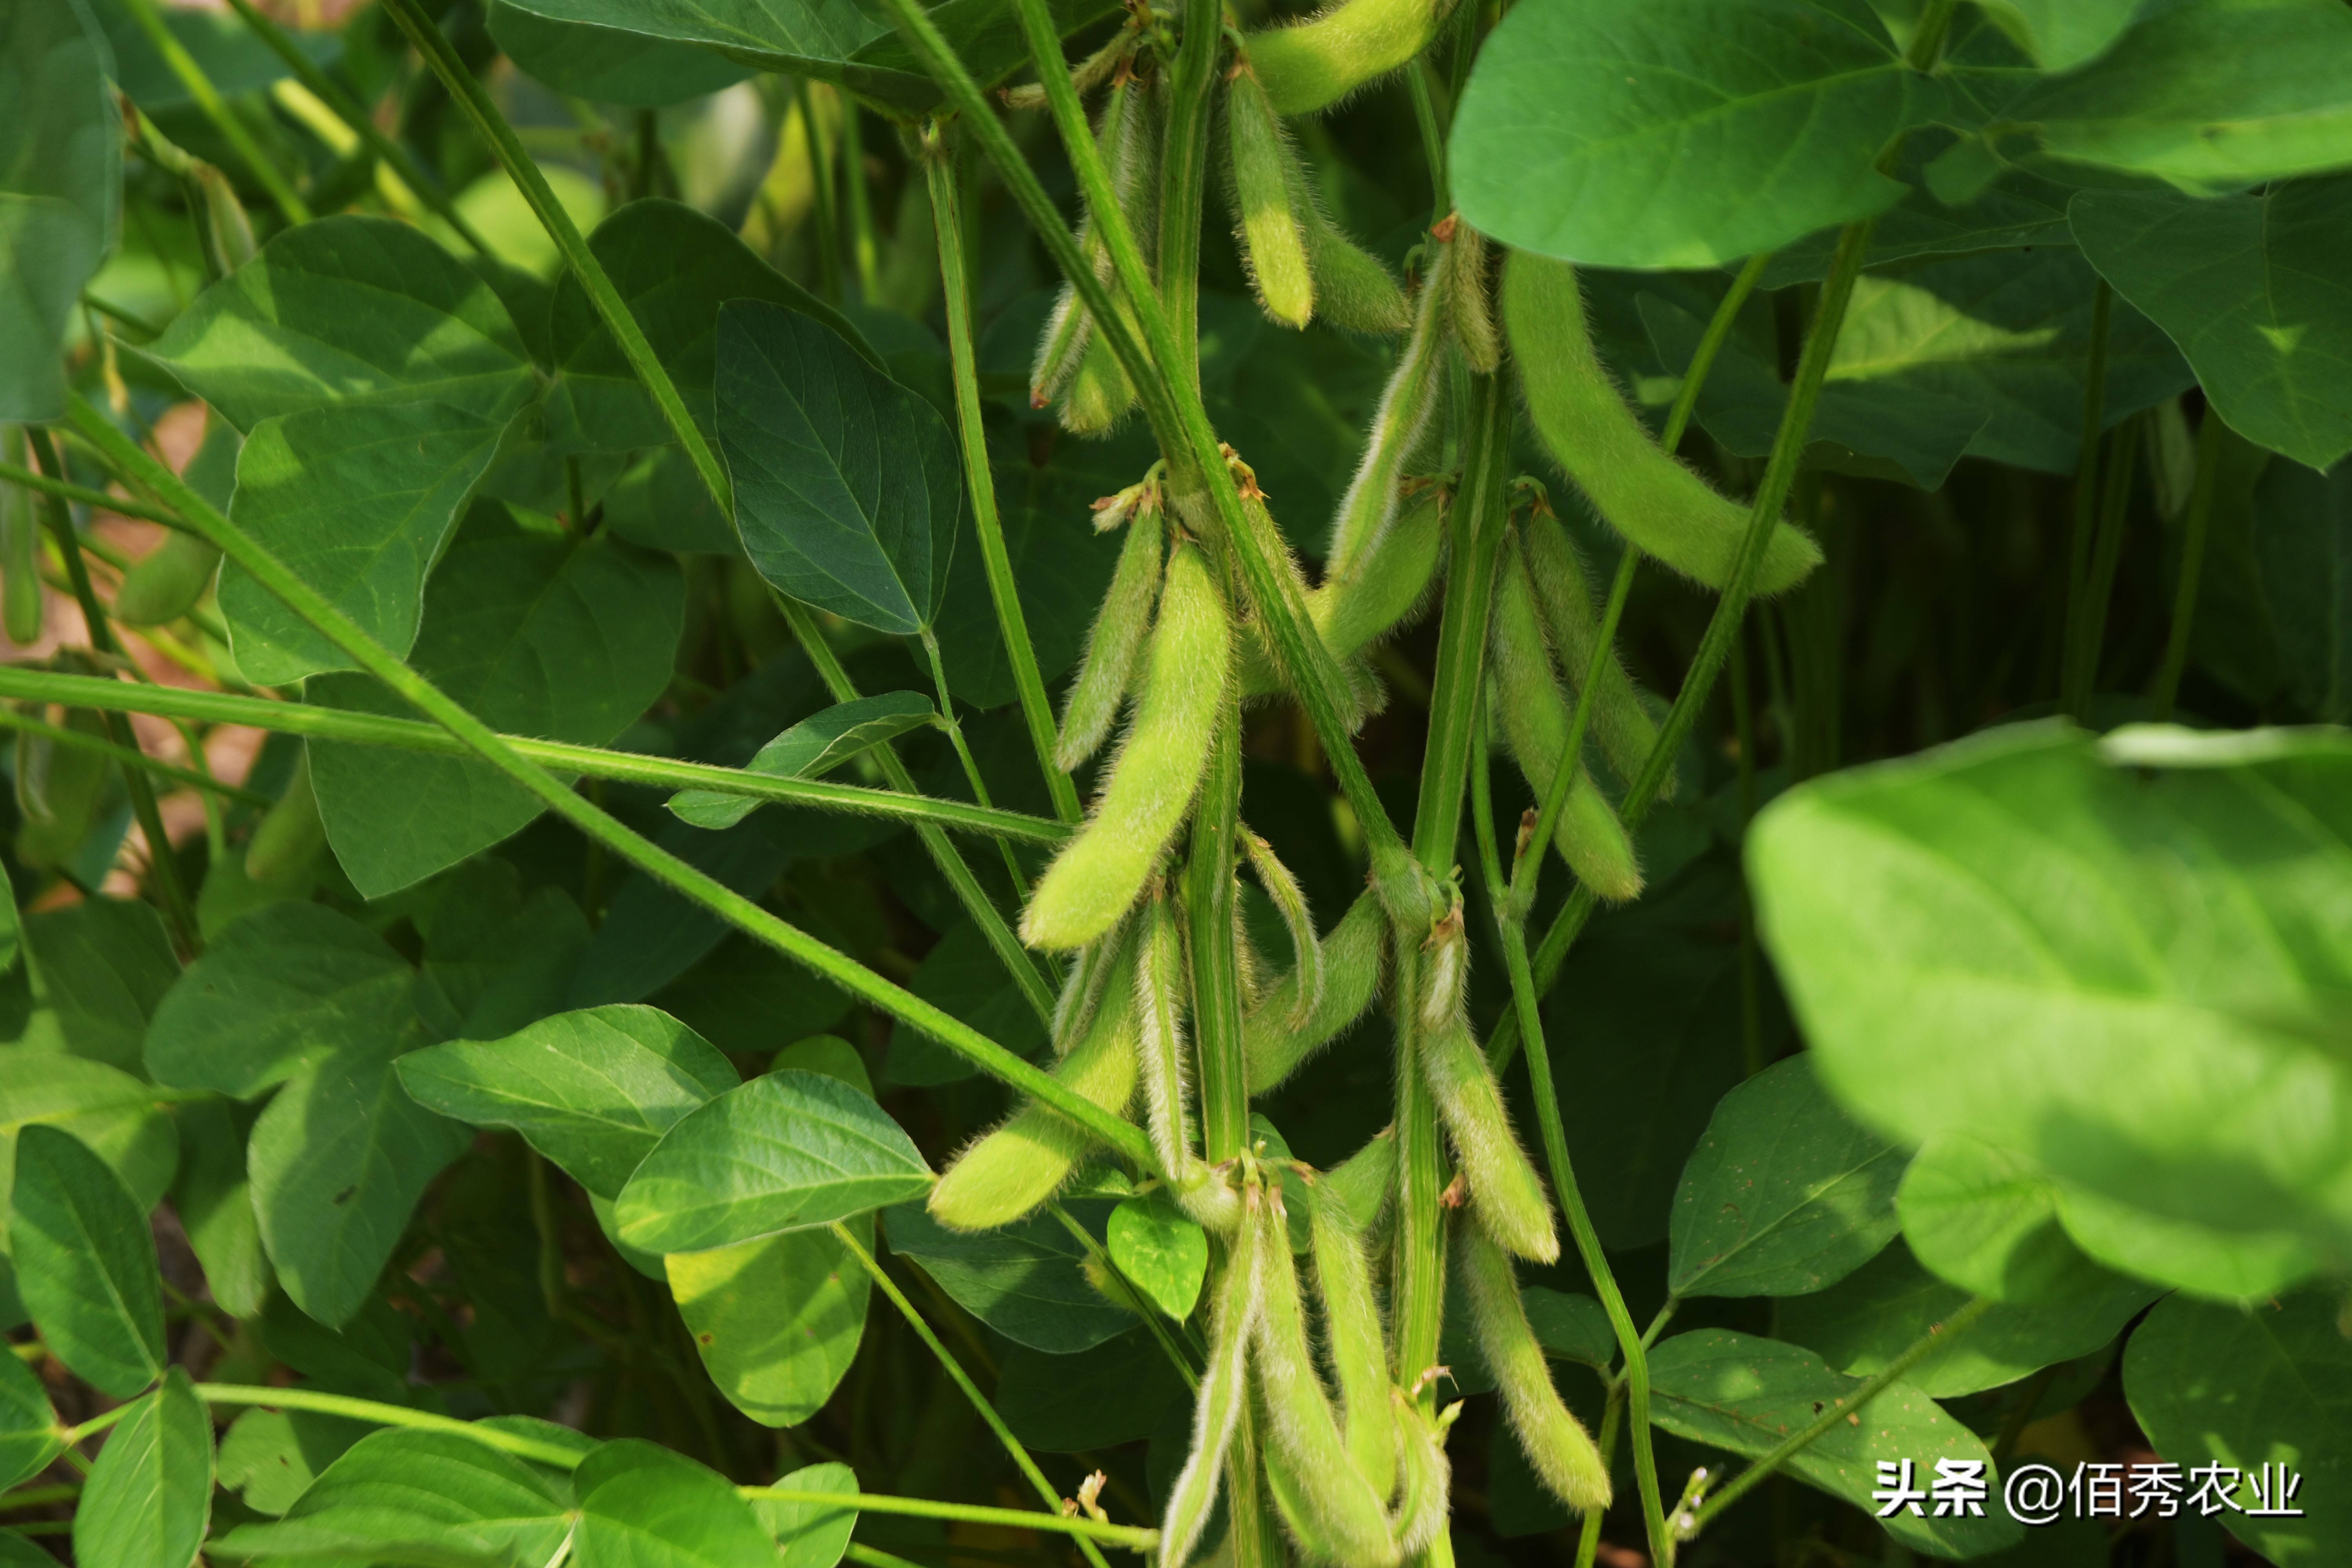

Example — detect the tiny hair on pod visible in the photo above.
[1416,908,1559,1262]
[1457,1212,1612,1513]
[1158,1183,1267,1568]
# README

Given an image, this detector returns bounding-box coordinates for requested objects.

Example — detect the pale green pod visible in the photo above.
[1486,542,1643,902]
[1031,286,1093,407]
[1227,65,1315,328]
[1247,0,1455,116]
[1023,542,1231,951]
[1062,334,1138,436]
[1439,220,1499,374]
[1051,918,1129,1058]
[1250,1196,1398,1568]
[1324,1125,1396,1236]
[1324,252,1447,583]
[928,941,1143,1229]
[1301,209,1411,336]
[1160,1189,1265,1568]
[1135,886,1196,1177]
[246,750,325,884]
[115,531,223,628]
[1242,887,1387,1093]
[1308,1183,1396,1502]
[194,163,258,273]
[1241,829,1319,1029]
[1310,483,1446,660]
[1388,1400,1452,1555]
[1056,499,1164,772]
[1518,512,1666,800]
[1420,1012,1557,1263]
[1,428,42,646]
[1503,250,1822,594]
[1457,1215,1611,1514]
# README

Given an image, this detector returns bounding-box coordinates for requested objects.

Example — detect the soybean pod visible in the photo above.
[1388,1401,1452,1556]
[928,936,1143,1229]
[1022,539,1231,951]
[116,530,224,627]
[1417,914,1558,1263]
[1503,250,1822,593]
[1050,918,1128,1057]
[1307,1181,1397,1502]
[1487,535,1643,902]
[1134,884,1196,1178]
[247,750,326,883]
[1055,490,1164,771]
[1250,1193,1398,1567]
[1226,63,1315,328]
[1246,0,1457,117]
[1312,480,1446,660]
[1437,216,1499,374]
[1518,508,1667,800]
[1456,1214,1611,1513]
[1242,887,1387,1093]
[1324,1125,1396,1236]
[1325,240,1449,583]
[1240,829,1320,1029]
[1160,1185,1265,1568]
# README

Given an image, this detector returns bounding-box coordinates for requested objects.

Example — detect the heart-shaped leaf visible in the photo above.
[669,1218,872,1428]
[716,300,960,635]
[1108,1189,1208,1321]
[669,692,934,831]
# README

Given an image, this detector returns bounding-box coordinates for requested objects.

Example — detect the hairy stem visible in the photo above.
[2150,407,2225,720]
[742,1488,1157,1549]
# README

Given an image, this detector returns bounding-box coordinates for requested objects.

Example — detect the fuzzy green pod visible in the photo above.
[1437,219,1499,374]
[1312,481,1446,661]
[1135,886,1196,1177]
[1031,290,1093,408]
[194,163,258,274]
[1417,917,1557,1263]
[1050,918,1129,1058]
[1246,0,1455,116]
[1307,1182,1396,1502]
[1503,251,1821,594]
[1324,252,1448,584]
[1159,1189,1264,1568]
[1457,1215,1611,1514]
[1227,65,1315,328]
[1056,496,1164,771]
[1388,1400,1452,1556]
[1301,210,1411,336]
[1062,333,1139,436]
[1023,541,1231,951]
[115,531,224,628]
[1034,71,1161,422]
[1487,541,1643,902]
[246,750,326,884]
[1243,887,1387,1093]
[1250,1196,1398,1568]
[1518,512,1666,800]
[928,940,1143,1229]
[0,428,41,646]
[1324,1126,1396,1236]
[1241,829,1319,1029]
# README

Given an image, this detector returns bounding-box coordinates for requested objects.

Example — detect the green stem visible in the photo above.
[2062,277,2115,709]
[802,80,846,304]
[1185,701,1249,1161]
[66,394,1157,1173]
[25,428,201,953]
[920,128,1081,826]
[922,626,1033,905]
[1156,0,1222,385]
[0,462,189,536]
[1730,630,1764,1078]
[0,708,267,807]
[164,1386,588,1466]
[2064,412,2141,721]
[1572,1384,1625,1568]
[1686,1297,1996,1538]
[839,101,883,302]
[0,664,1060,845]
[218,0,489,250]
[2151,407,2225,720]
[1046,1201,1200,1388]
[831,1221,1118,1568]
[117,0,312,224]
[0,1484,77,1513]
[779,598,1056,1025]
[1468,709,1670,1567]
[1406,65,1447,220]
[741,1487,1156,1550]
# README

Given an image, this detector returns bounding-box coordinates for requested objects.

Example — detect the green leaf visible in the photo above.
[1971,0,2142,70]
[2252,454,2352,722]
[145,901,422,1098]
[141,216,536,432]
[1648,1329,2021,1558]
[398,1004,739,1198]
[72,1370,211,1568]
[308,520,686,898]
[18,898,181,1073]
[887,918,1049,1087]
[998,1329,1187,1450]
[0,1341,60,1488]
[615,1071,932,1254]
[11,1123,165,1397]
[548,199,875,458]
[2002,0,2352,192]
[416,877,591,1043]
[210,1428,572,1566]
[0,0,118,422]
[2054,1180,2317,1301]
[168,1100,273,1319]
[1523,1287,1618,1369]
[668,1216,872,1428]
[218,401,514,686]
[2125,1289,2351,1564]
[1451,0,1923,269]
[1757,147,2080,288]
[2071,179,2352,473]
[882,1200,1136,1354]
[773,1036,871,1096]
[1749,722,2352,1289]
[215,1407,367,1519]
[575,1439,780,1568]
[669,692,934,830]
[1897,1134,2121,1304]
[487,2,753,105]
[1778,1240,2159,1397]
[249,1047,472,1327]
[85,0,335,115]
[0,1053,181,1216]
[716,300,960,634]
[753,1461,858,1568]
[1668,1055,1907,1299]
[1108,1189,1207,1321]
